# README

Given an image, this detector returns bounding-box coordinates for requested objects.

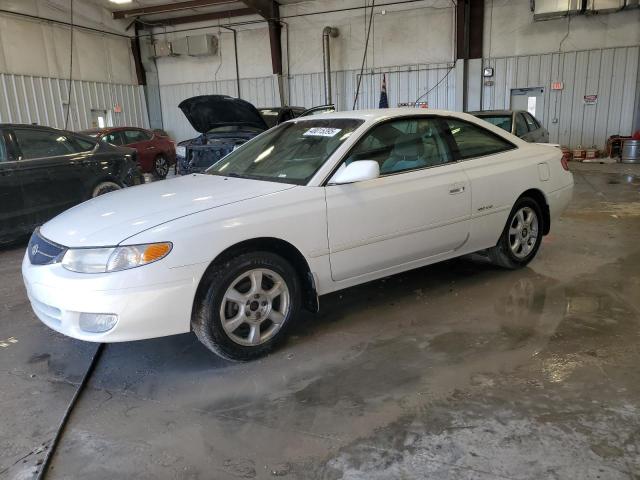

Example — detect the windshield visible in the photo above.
[207,119,363,185]
[476,114,512,133]
[206,125,264,134]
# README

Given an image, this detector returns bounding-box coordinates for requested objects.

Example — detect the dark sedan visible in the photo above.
[0,124,142,244]
[469,110,549,143]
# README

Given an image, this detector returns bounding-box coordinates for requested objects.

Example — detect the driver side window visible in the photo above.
[344,118,453,175]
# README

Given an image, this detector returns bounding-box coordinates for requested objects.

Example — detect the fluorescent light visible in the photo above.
[110,0,132,4]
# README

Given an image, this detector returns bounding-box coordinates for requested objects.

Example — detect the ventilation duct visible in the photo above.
[322,27,339,105]
[532,0,637,19]
[531,0,582,20]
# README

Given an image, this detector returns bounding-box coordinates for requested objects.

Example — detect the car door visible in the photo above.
[325,116,471,282]
[441,117,523,250]
[12,127,88,226]
[0,129,27,242]
[123,129,154,172]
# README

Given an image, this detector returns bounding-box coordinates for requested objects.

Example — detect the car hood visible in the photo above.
[40,175,296,247]
[178,95,268,133]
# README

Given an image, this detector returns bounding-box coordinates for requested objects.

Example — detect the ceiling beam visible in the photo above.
[148,7,255,26]
[240,0,279,19]
[112,0,237,20]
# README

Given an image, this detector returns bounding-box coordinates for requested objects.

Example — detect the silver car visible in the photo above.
[469,110,549,143]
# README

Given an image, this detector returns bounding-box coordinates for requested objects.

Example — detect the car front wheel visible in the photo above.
[488,196,544,269]
[192,252,300,361]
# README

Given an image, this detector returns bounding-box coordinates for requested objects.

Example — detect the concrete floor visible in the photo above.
[1,162,639,480]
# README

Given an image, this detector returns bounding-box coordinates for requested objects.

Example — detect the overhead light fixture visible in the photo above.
[110,0,132,4]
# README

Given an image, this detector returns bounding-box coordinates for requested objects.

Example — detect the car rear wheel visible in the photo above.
[192,252,300,361]
[153,155,169,179]
[92,181,122,198]
[488,196,544,269]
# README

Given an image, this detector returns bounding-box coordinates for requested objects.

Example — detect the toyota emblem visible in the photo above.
[31,244,38,256]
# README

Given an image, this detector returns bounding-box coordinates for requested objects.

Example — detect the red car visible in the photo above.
[80,127,176,179]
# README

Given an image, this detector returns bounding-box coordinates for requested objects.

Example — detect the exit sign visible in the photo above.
[551,82,564,90]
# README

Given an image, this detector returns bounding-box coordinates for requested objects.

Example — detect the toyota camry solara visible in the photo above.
[22,109,574,361]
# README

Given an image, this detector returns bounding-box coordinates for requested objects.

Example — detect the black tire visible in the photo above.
[153,155,169,179]
[192,251,301,361]
[92,181,122,198]
[487,196,544,269]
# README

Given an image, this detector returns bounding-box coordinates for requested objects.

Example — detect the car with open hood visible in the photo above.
[22,108,573,361]
[175,95,335,175]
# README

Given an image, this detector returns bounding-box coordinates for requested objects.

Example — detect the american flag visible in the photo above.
[379,74,389,108]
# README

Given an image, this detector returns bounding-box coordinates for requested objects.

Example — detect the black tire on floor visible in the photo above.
[192,251,301,361]
[92,181,122,198]
[487,196,545,269]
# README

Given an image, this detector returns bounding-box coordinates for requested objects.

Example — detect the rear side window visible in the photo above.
[72,135,97,151]
[123,130,151,143]
[13,129,77,159]
[477,115,512,133]
[523,112,540,130]
[0,134,7,162]
[102,132,124,146]
[515,114,529,136]
[444,119,516,159]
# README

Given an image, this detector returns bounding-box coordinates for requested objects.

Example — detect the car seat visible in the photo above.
[381,136,427,174]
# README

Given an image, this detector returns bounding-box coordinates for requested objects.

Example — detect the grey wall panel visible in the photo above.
[0,72,148,130]
[482,46,639,148]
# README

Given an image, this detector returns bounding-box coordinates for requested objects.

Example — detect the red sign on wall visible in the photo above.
[551,82,564,90]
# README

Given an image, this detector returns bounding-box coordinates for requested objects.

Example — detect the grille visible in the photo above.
[28,230,66,265]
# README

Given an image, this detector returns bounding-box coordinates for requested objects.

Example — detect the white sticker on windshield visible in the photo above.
[303,127,341,137]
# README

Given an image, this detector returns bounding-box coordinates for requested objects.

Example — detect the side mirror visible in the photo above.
[329,160,380,185]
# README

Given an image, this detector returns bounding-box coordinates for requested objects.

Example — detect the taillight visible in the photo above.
[560,154,570,171]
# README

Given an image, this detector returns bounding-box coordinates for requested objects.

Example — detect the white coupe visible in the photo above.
[22,109,574,360]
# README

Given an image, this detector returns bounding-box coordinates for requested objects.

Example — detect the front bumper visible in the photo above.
[22,254,207,342]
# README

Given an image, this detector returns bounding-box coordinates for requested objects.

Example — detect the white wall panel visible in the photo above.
[0,73,149,131]
[482,46,639,148]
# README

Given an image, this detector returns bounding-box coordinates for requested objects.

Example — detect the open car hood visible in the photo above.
[178,95,269,133]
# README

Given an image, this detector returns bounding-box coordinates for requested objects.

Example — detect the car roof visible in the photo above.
[468,110,518,116]
[292,108,477,122]
[1,123,69,130]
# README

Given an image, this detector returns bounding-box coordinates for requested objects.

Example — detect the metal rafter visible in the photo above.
[147,8,255,26]
[240,0,279,19]
[112,0,238,20]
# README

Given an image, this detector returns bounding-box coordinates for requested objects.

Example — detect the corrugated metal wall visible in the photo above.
[288,63,456,111]
[482,46,639,148]
[159,63,455,141]
[0,72,149,131]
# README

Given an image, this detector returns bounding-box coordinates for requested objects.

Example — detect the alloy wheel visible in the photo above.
[219,268,290,346]
[508,206,539,259]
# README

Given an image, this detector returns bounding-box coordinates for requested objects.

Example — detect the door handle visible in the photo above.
[449,185,465,194]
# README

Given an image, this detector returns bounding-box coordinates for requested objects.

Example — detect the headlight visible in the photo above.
[176,146,186,157]
[61,242,172,273]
